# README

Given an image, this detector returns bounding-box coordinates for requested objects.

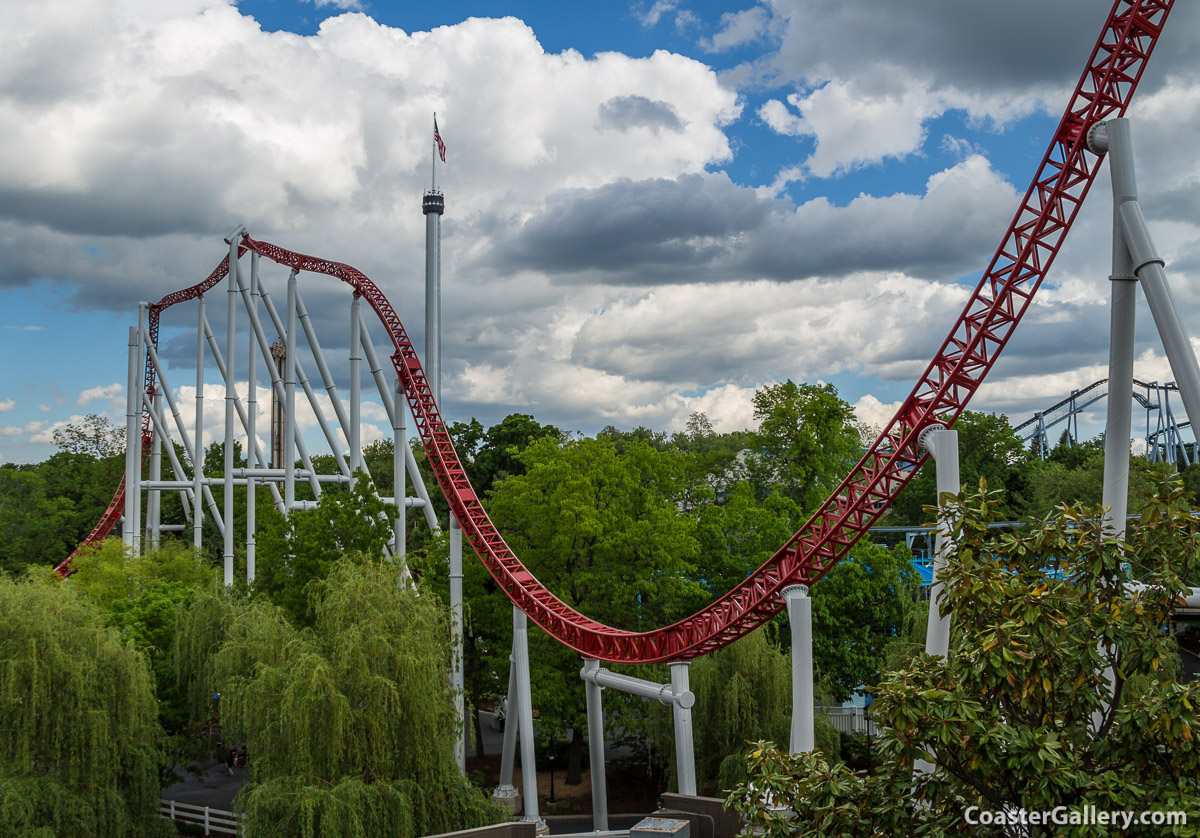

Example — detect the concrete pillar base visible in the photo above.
[491,785,521,816]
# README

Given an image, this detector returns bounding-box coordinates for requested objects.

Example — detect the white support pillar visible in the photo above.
[141,389,193,523]
[349,295,362,481]
[393,379,406,560]
[512,607,545,832]
[450,515,466,771]
[132,304,146,552]
[246,253,259,583]
[1087,119,1200,437]
[920,427,960,659]
[493,652,521,813]
[223,233,240,586]
[359,318,440,532]
[1091,119,1138,535]
[582,658,608,830]
[147,389,162,548]
[124,325,139,548]
[669,661,697,796]
[194,295,206,550]
[284,270,298,512]
[781,585,815,755]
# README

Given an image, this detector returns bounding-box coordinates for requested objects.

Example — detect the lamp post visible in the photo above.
[548,750,557,805]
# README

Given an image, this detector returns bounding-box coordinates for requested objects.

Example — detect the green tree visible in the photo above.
[730,477,1200,836]
[179,560,504,837]
[693,482,800,597]
[252,472,395,626]
[1026,448,1167,521]
[752,381,863,513]
[810,541,921,702]
[670,412,757,511]
[69,539,217,781]
[0,467,77,573]
[485,435,706,784]
[0,574,171,837]
[51,412,125,458]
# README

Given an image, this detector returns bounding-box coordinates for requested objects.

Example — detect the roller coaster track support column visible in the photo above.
[284,270,298,511]
[781,585,814,755]
[147,389,162,548]
[669,662,697,795]
[223,227,243,586]
[581,658,608,830]
[921,428,960,660]
[491,653,521,815]
[246,253,259,583]
[512,608,546,832]
[579,661,696,801]
[450,516,466,771]
[1092,120,1200,440]
[393,379,406,561]
[193,295,205,549]
[915,427,960,776]
[1091,119,1167,534]
[124,324,140,548]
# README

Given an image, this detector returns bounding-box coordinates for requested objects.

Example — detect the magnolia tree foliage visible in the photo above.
[729,477,1200,837]
[0,575,171,837]
[177,559,504,838]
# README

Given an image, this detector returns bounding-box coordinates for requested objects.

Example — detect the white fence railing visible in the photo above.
[160,799,244,836]
[821,706,877,736]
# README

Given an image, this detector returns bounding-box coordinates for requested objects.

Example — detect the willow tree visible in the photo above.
[178,559,504,838]
[0,575,171,837]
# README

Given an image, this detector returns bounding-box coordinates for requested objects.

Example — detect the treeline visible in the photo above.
[3,379,1198,820]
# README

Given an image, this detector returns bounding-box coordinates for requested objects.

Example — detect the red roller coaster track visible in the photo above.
[59,1,1174,663]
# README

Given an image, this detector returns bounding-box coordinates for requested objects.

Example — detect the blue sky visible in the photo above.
[2,0,1200,465]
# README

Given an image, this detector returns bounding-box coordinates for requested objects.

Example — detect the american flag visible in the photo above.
[434,117,446,163]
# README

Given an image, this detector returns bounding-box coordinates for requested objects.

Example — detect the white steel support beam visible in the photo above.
[199,317,283,516]
[921,428,960,659]
[492,653,521,813]
[582,659,608,830]
[194,295,206,549]
[147,389,162,548]
[140,390,194,521]
[124,325,139,548]
[350,294,362,481]
[359,314,439,532]
[393,379,406,560]
[579,661,696,795]
[669,662,697,796]
[228,265,308,513]
[781,585,814,755]
[512,608,544,831]
[247,253,259,582]
[223,231,240,586]
[1086,119,1200,440]
[450,515,466,771]
[284,271,297,511]
[1092,119,1138,535]
[256,281,344,497]
[132,304,146,552]
[295,288,351,477]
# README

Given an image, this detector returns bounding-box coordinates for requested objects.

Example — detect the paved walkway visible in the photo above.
[162,758,245,812]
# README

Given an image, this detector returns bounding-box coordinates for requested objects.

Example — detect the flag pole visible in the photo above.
[432,112,437,192]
